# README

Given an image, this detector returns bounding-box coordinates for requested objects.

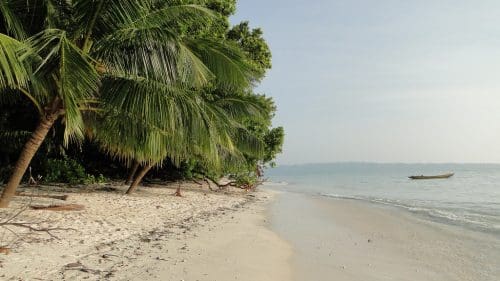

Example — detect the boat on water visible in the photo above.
[408,173,454,180]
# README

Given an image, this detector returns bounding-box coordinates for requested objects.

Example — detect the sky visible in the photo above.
[231,0,500,164]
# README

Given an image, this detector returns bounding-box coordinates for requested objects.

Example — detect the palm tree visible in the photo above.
[0,0,253,207]
[92,88,265,194]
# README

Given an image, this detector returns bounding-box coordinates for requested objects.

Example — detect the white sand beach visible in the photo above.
[0,183,292,281]
[2,184,499,281]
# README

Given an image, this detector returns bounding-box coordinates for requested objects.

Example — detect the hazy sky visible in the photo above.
[231,0,500,164]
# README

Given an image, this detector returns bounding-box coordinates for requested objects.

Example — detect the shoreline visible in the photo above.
[0,183,293,280]
[268,190,500,281]
[3,183,498,281]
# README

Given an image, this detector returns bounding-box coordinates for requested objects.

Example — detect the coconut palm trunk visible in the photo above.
[0,111,61,207]
[125,160,140,185]
[126,163,153,194]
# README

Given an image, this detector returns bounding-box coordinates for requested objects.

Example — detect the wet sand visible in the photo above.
[269,191,500,281]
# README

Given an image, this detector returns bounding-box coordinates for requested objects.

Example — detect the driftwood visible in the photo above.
[1,221,75,239]
[30,204,84,211]
[1,201,77,252]
[196,176,267,192]
[16,193,69,201]
[192,178,222,191]
[0,247,10,255]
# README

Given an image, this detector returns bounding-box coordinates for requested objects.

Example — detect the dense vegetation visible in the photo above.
[0,0,284,207]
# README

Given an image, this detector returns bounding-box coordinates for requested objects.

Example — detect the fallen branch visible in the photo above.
[205,178,236,190]
[1,222,76,239]
[192,179,205,186]
[30,204,84,211]
[16,193,69,201]
[0,196,76,251]
[201,178,215,191]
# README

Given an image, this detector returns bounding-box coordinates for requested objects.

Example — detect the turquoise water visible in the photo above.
[266,163,500,235]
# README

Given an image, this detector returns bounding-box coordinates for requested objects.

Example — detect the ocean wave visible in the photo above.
[321,193,500,233]
[263,181,289,186]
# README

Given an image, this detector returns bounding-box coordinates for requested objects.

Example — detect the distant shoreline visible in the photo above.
[274,161,500,167]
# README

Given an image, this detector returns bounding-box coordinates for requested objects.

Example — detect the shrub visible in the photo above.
[42,158,105,185]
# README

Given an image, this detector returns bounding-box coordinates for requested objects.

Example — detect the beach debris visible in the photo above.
[368,239,372,243]
[63,261,109,276]
[64,261,83,268]
[97,186,119,193]
[30,204,84,211]
[0,247,10,255]
[16,193,69,201]
[101,254,119,259]
[140,237,152,243]
[174,184,183,197]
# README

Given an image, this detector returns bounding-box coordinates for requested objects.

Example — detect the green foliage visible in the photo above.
[228,21,272,79]
[263,127,285,166]
[0,0,284,189]
[42,158,106,185]
[233,173,258,188]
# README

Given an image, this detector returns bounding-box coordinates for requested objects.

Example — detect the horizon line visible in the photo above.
[274,161,500,166]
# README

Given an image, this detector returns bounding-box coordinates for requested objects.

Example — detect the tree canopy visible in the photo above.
[0,0,284,207]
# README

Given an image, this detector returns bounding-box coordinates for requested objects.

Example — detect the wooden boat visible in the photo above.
[408,173,454,180]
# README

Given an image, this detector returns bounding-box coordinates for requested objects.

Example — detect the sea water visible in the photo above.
[266,163,500,236]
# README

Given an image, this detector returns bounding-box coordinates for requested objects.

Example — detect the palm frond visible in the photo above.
[73,0,147,41]
[212,95,267,122]
[95,75,218,164]
[0,33,31,89]
[125,4,215,30]
[0,1,26,39]
[29,29,99,144]
[183,38,257,90]
[59,35,99,143]
[93,27,183,84]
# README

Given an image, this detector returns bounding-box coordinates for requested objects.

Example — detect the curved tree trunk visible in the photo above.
[0,113,60,208]
[126,163,153,195]
[125,160,140,185]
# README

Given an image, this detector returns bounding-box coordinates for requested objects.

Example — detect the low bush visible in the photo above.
[42,158,106,185]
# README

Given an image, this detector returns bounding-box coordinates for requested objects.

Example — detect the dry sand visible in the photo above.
[0,183,292,281]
